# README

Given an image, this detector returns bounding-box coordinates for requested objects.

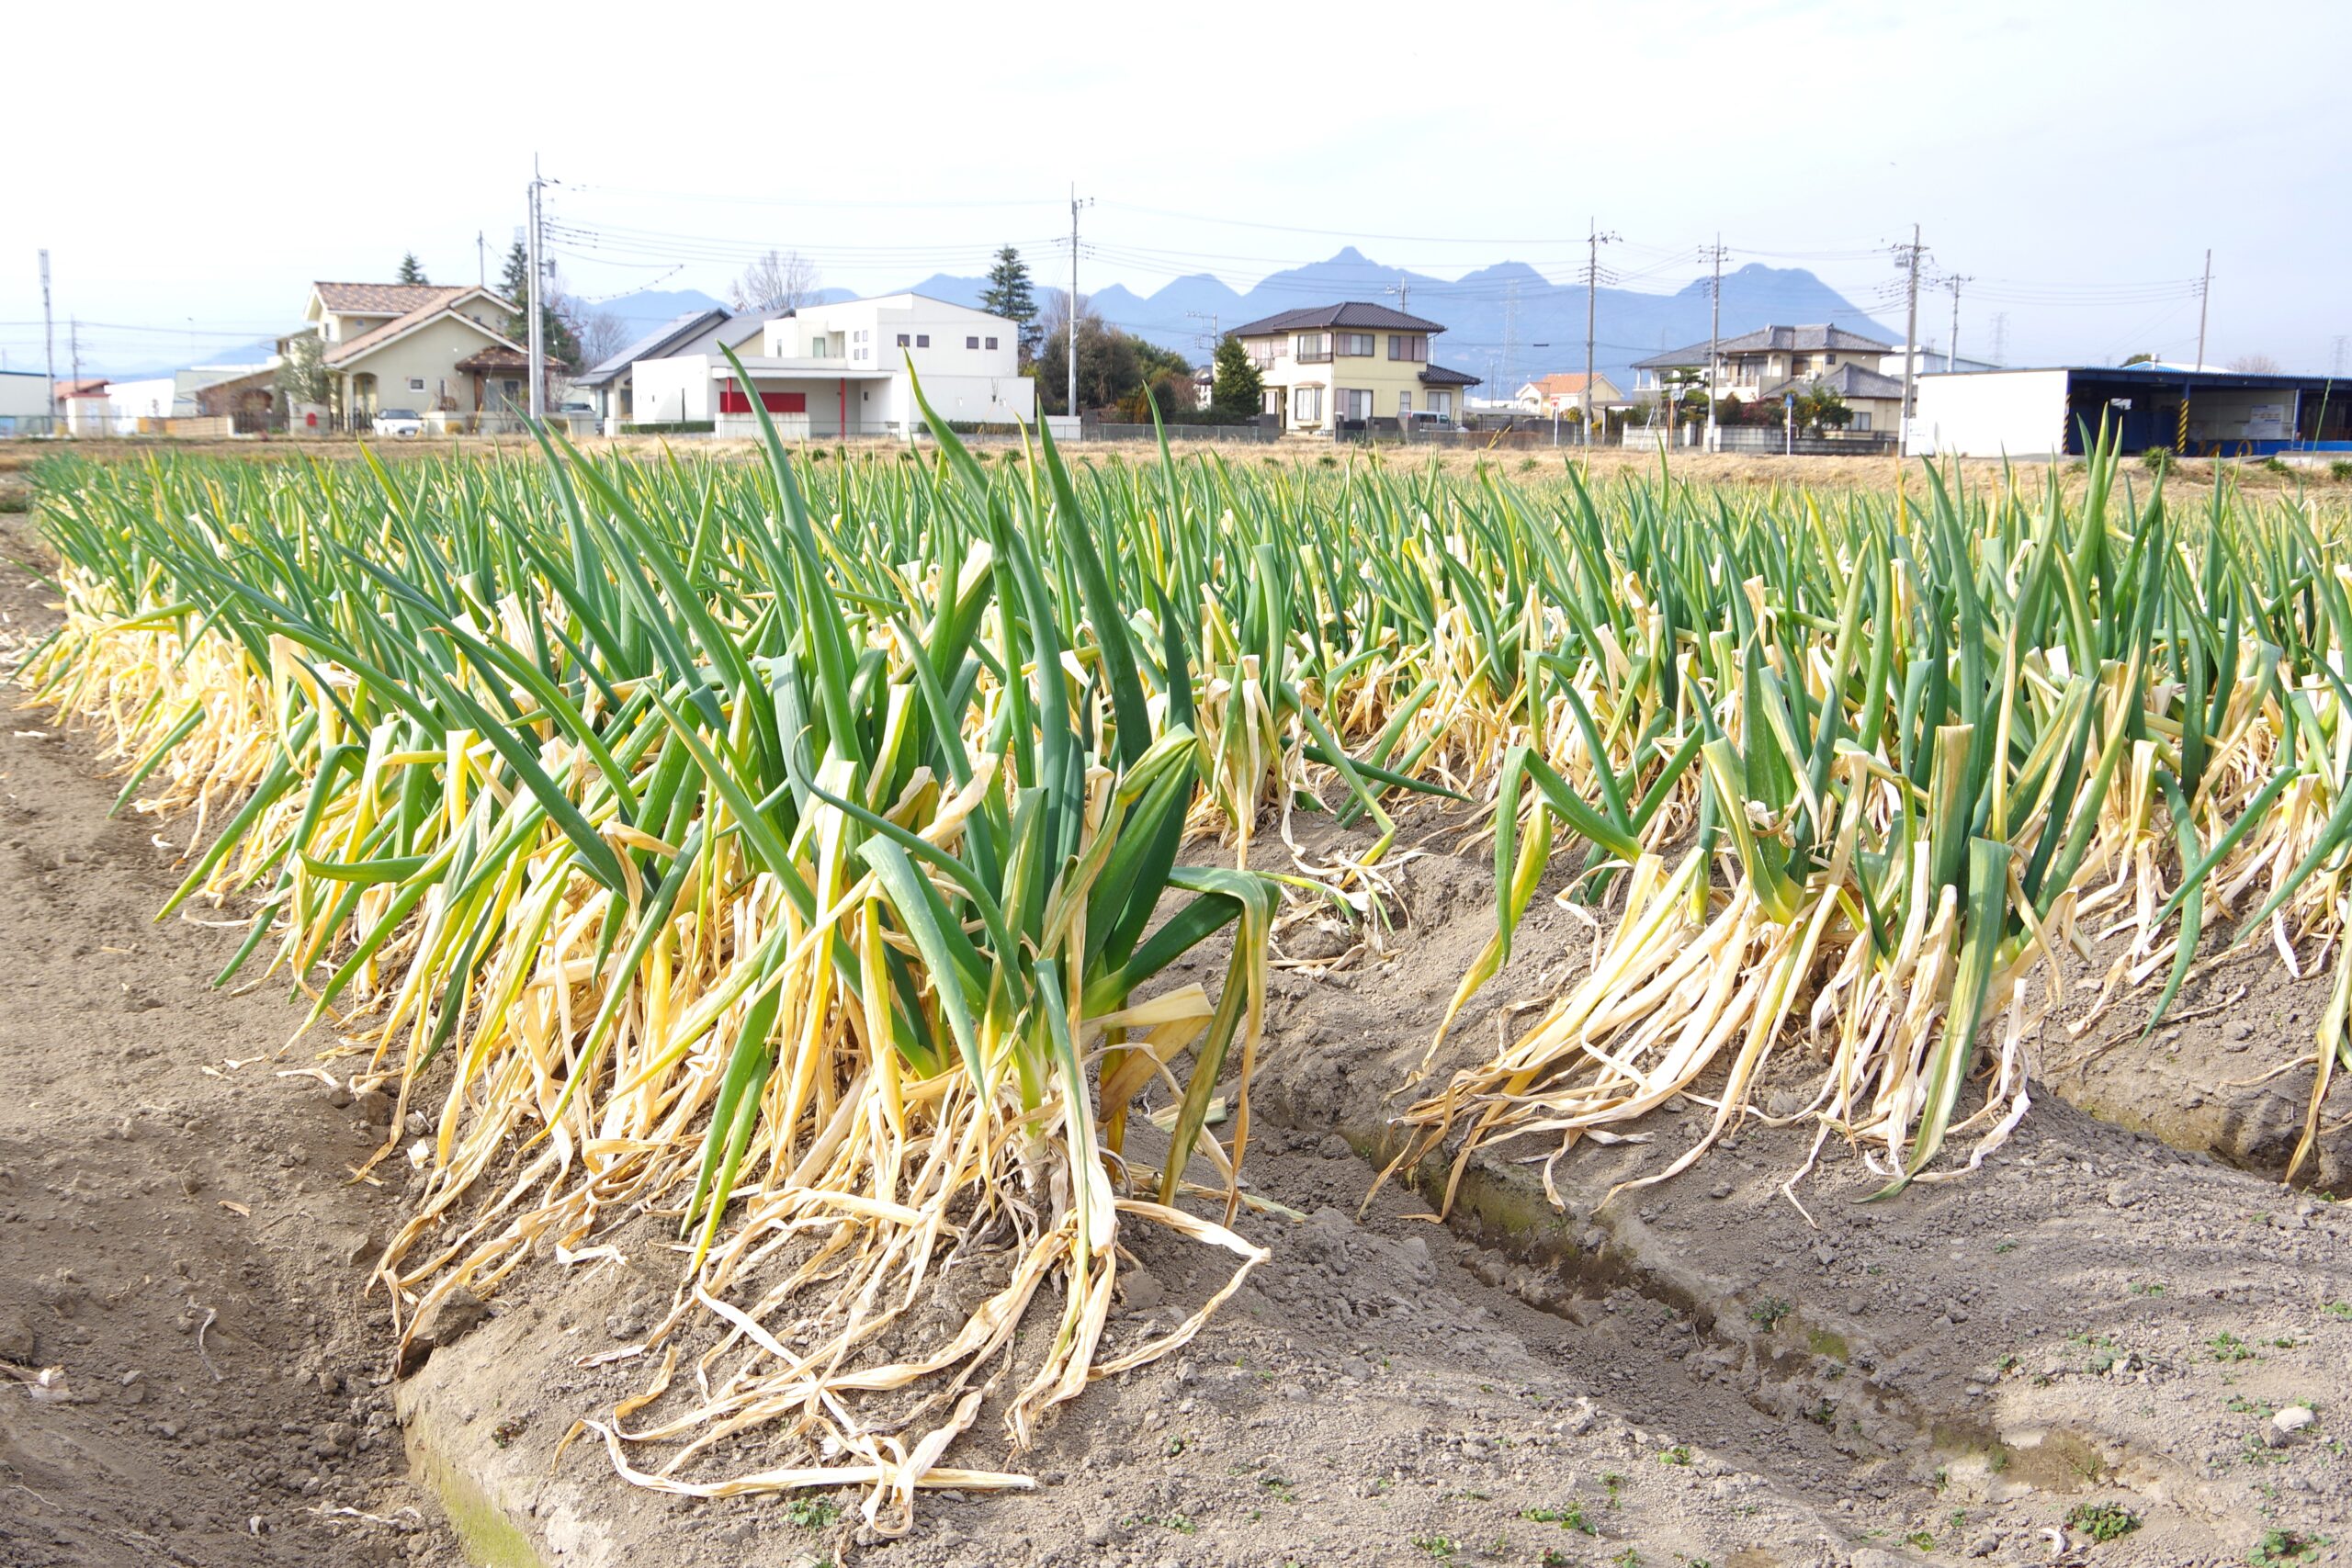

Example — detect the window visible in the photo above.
[1430,391,1452,417]
[1387,334,1428,362]
[1338,333,1375,356]
[1262,389,1280,415]
[985,336,999,350]
[1853,412,1871,431]
[1398,389,1412,415]
[897,333,911,347]
[855,330,869,343]
[916,334,930,348]
[1293,386,1322,423]
[966,335,979,349]
[1339,389,1373,421]
[407,377,425,392]
[1825,353,1838,366]
[1295,333,1331,363]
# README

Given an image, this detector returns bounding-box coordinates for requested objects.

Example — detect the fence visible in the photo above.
[1620,423,1899,457]
[1086,423,1279,444]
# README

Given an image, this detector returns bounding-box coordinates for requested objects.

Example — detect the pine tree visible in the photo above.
[978,246,1041,366]
[496,240,579,367]
[1211,337,1264,423]
[395,253,429,286]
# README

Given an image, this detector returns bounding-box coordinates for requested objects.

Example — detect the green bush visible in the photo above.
[2329,459,2352,481]
[2141,445,2173,475]
[616,420,715,435]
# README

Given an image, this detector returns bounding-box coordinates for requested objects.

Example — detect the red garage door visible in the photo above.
[718,384,808,414]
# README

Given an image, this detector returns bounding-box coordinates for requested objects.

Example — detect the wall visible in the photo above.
[105,378,178,421]
[342,317,521,412]
[1907,369,2070,457]
[0,372,54,418]
[630,355,717,423]
[763,297,1024,386]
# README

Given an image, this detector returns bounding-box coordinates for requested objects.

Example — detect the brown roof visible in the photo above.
[1523,372,1604,397]
[454,345,537,371]
[313,282,466,316]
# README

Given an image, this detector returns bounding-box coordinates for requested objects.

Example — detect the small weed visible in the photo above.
[1986,1444,2012,1474]
[1411,1534,1457,1559]
[1543,1553,1573,1568]
[2130,1280,2166,1296]
[1906,1531,1937,1550]
[1163,1435,1186,1457]
[490,1417,526,1449]
[1129,1513,1196,1535]
[1523,1503,1600,1536]
[1949,1508,1969,1533]
[1259,1475,1295,1504]
[2212,1331,2259,1363]
[2273,1336,2298,1349]
[2330,459,2352,482]
[2323,1302,2352,1321]
[1804,1401,1836,1427]
[2068,1502,2143,1542]
[1994,1240,2018,1254]
[2248,1528,2329,1565]
[1603,1471,1626,1507]
[1748,1297,1792,1329]
[1659,1445,1693,1467]
[784,1496,841,1529]
[1614,1550,1644,1568]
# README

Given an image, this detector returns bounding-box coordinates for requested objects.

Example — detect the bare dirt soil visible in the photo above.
[6,493,2352,1568]
[0,515,462,1568]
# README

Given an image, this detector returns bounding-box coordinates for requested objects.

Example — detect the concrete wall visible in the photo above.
[630,355,715,423]
[1907,369,2070,457]
[0,371,54,418]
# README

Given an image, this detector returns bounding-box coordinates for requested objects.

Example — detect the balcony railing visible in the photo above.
[1295,350,1332,365]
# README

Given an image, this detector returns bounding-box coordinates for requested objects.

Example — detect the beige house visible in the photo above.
[295,282,550,429]
[1514,372,1626,418]
[1228,303,1480,434]
[1630,323,1894,403]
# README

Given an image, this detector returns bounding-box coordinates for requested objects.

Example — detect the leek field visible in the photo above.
[17,407,2352,1532]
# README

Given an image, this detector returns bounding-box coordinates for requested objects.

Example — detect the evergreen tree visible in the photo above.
[978,245,1041,366]
[1211,337,1264,423]
[395,253,429,286]
[497,240,579,367]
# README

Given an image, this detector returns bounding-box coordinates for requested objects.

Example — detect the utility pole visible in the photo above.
[1990,312,2009,367]
[2193,248,2212,372]
[1385,279,1410,315]
[1942,275,1972,371]
[477,230,487,288]
[1185,310,1218,408]
[1706,237,1727,431]
[1895,225,1925,448]
[1581,218,1620,446]
[1068,185,1091,421]
[39,249,55,432]
[1501,278,1520,404]
[526,156,547,421]
[2333,335,2347,378]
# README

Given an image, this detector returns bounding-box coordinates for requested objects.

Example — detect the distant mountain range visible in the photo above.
[90,255,1893,385]
[589,250,1897,390]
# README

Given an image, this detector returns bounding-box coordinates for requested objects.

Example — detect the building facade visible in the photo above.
[630,294,1035,438]
[1631,324,1896,401]
[1226,303,1480,433]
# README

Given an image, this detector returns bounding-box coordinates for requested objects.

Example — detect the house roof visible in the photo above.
[313,282,474,317]
[454,346,535,371]
[576,309,743,387]
[1229,301,1447,338]
[1520,372,1610,398]
[1804,362,1906,400]
[1419,365,1481,388]
[1633,322,1894,370]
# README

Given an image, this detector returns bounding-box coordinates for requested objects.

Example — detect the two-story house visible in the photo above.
[1227,303,1480,434]
[629,293,1035,437]
[293,282,548,427]
[1630,323,1905,432]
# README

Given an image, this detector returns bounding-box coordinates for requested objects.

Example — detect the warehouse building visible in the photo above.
[1907,365,2352,458]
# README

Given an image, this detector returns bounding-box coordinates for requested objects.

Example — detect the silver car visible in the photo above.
[374,408,425,437]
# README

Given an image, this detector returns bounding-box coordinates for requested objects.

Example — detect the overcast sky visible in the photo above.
[6,0,2346,377]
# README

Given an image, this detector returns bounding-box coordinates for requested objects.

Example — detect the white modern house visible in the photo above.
[630,294,1035,438]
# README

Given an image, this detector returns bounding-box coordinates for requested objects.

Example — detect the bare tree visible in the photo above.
[2227,352,2285,375]
[729,249,821,314]
[577,310,630,369]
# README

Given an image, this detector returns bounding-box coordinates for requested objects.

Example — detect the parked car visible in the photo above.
[374,408,424,437]
[555,400,595,416]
